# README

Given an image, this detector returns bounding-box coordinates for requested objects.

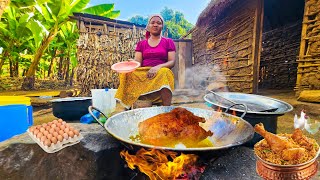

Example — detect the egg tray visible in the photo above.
[27,129,84,153]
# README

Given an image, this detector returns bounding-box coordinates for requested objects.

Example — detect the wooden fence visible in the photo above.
[295,0,320,95]
[172,39,193,89]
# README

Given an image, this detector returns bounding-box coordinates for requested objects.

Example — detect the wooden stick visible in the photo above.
[214,79,253,82]
[251,0,264,93]
[296,59,320,62]
[296,2,309,90]
[303,19,317,24]
[224,74,253,77]
[212,56,249,60]
[207,15,253,39]
[298,64,320,68]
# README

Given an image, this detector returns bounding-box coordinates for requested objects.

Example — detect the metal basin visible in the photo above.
[89,106,254,152]
[204,92,293,115]
[204,92,293,146]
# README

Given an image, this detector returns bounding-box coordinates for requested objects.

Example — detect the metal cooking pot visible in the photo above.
[88,105,254,151]
[204,92,294,146]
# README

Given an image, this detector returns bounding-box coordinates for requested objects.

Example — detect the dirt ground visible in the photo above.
[257,89,320,140]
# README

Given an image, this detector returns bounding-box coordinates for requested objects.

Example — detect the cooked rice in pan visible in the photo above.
[254,134,319,165]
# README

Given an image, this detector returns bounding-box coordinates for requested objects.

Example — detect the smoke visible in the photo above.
[184,63,228,94]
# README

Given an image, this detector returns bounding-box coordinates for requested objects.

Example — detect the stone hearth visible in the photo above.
[1,123,319,180]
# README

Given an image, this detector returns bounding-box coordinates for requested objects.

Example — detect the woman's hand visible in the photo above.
[147,66,161,79]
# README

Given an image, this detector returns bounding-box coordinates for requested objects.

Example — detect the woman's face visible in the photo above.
[148,16,163,36]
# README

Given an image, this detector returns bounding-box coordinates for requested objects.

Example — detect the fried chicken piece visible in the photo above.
[255,123,307,161]
[138,107,213,146]
[281,147,306,161]
[292,128,314,151]
[254,123,294,153]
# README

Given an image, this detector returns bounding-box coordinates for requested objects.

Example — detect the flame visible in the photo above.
[120,148,202,180]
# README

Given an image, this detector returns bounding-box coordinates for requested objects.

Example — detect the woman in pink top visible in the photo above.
[115,14,176,109]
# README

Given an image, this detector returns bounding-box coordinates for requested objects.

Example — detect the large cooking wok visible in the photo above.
[88,105,254,151]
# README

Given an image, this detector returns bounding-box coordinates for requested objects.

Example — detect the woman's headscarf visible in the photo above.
[145,14,165,39]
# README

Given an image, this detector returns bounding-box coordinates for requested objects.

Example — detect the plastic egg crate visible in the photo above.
[27,119,83,153]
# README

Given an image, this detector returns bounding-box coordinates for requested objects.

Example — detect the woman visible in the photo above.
[115,14,176,109]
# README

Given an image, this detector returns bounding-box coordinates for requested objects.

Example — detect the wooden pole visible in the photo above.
[173,41,179,88]
[296,2,309,92]
[251,0,264,94]
[178,41,187,89]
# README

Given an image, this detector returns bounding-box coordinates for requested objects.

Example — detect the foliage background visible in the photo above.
[128,7,194,39]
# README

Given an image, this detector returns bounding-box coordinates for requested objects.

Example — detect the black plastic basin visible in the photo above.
[50,97,92,121]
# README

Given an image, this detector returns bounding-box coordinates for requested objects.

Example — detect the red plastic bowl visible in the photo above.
[111,61,140,73]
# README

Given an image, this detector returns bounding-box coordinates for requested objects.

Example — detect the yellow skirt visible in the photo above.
[115,67,174,109]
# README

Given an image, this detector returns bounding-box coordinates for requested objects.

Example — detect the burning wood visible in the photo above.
[120,148,205,180]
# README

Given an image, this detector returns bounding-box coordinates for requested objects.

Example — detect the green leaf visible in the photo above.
[45,0,62,18]
[26,20,46,47]
[10,0,48,8]
[16,27,32,39]
[82,4,114,16]
[104,10,120,19]
[70,53,78,67]
[18,12,34,24]
[34,3,55,24]
[70,0,90,13]
[20,54,34,60]
[0,22,10,37]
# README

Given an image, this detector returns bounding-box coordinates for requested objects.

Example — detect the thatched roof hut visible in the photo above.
[192,0,319,97]
[192,0,264,93]
[71,13,146,96]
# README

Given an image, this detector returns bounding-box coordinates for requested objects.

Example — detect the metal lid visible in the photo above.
[204,92,293,115]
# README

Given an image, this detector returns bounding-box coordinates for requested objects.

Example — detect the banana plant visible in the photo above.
[22,0,120,89]
[0,6,34,76]
[57,21,78,83]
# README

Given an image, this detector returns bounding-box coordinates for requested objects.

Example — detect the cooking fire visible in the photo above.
[120,148,205,180]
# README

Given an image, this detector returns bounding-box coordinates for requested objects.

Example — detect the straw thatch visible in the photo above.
[197,0,238,27]
[71,13,146,96]
[0,0,10,18]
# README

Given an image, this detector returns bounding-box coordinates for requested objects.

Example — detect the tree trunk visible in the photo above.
[12,61,19,77]
[47,49,57,78]
[22,28,58,90]
[0,50,9,75]
[64,57,70,82]
[58,56,64,80]
[9,58,13,77]
[69,68,75,86]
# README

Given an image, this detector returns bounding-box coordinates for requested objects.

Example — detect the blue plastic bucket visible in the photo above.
[0,105,33,142]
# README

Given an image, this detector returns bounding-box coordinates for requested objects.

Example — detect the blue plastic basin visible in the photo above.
[0,105,33,142]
